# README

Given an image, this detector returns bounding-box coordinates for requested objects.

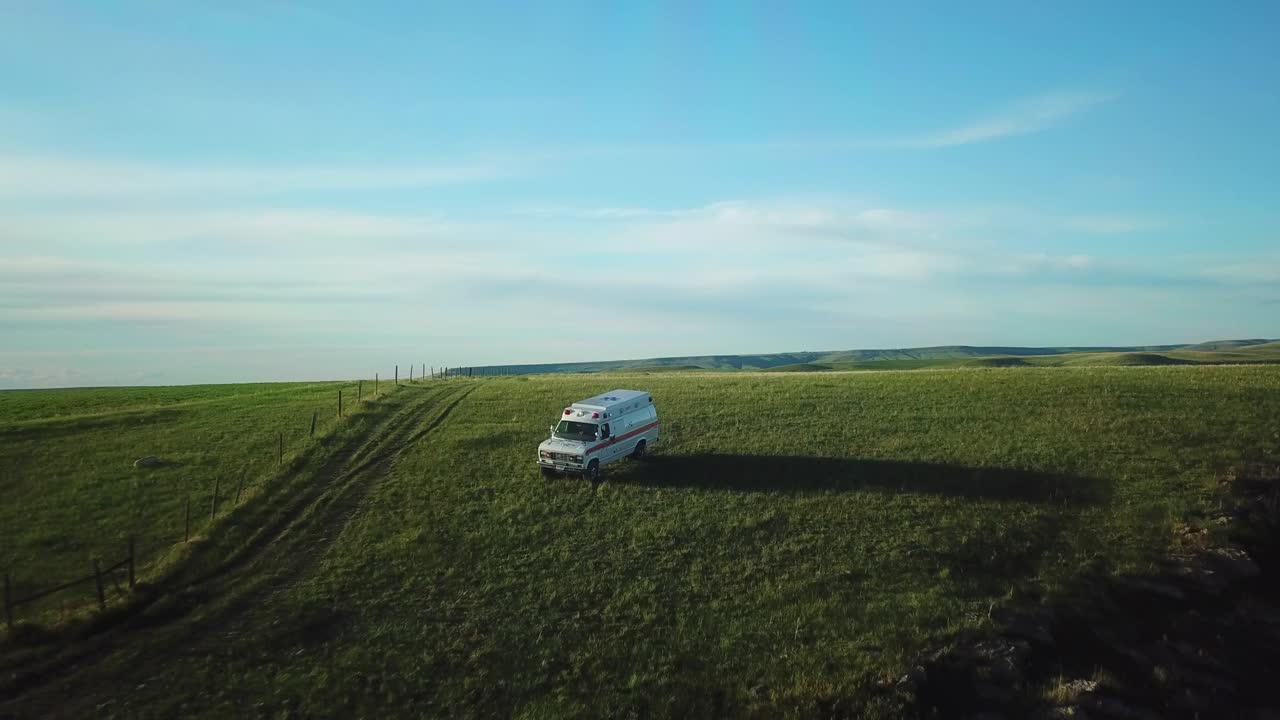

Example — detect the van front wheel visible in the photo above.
[586,460,600,482]
[631,440,647,460]
[541,466,557,479]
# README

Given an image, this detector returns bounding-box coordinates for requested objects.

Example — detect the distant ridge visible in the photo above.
[479,339,1278,374]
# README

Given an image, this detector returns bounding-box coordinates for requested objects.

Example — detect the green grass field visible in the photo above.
[3,366,1280,718]
[0,379,402,621]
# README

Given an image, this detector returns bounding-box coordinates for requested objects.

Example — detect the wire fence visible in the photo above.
[1,364,521,631]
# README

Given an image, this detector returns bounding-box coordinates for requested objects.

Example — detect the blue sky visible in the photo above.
[1,2,1277,388]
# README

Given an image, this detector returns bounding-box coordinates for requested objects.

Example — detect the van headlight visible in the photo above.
[539,450,552,459]
[572,455,582,463]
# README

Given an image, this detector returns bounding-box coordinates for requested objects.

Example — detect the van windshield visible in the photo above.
[554,420,597,442]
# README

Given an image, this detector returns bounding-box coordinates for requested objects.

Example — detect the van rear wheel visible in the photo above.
[631,440,647,460]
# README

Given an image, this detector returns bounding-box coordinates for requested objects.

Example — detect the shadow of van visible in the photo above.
[615,453,1111,506]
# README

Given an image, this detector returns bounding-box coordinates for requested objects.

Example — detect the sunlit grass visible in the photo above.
[0,379,400,619]
[4,366,1279,717]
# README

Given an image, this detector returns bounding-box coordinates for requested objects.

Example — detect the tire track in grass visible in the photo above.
[190,383,468,586]
[216,383,478,634]
[0,384,476,715]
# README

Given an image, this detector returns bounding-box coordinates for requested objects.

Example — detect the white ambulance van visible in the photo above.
[537,389,659,481]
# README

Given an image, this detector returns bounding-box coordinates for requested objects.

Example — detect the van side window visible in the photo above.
[601,423,611,439]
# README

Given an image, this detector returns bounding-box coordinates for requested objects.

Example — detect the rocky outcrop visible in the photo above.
[897,463,1280,719]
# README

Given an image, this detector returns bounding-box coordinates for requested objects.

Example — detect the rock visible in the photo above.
[974,681,1016,706]
[969,638,1030,682]
[1173,667,1236,697]
[1168,688,1215,715]
[1170,641,1231,673]
[1108,575,1186,602]
[1092,629,1152,670]
[993,609,1056,647]
[1203,547,1260,581]
[1079,695,1162,720]
[1163,563,1228,596]
[133,456,164,468]
[1051,678,1098,703]
[1036,707,1088,719]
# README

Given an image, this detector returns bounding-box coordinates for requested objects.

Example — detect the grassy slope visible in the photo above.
[10,366,1276,718]
[1023,342,1280,367]
[760,344,1280,373]
[477,339,1276,374]
[624,364,713,373]
[0,380,397,620]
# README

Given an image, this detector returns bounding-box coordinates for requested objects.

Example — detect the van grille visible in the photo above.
[553,452,579,462]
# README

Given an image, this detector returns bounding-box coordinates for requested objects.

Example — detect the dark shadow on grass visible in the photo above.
[616,454,1111,506]
[906,464,1280,719]
[0,408,188,442]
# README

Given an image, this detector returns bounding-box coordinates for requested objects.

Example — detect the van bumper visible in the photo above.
[537,459,585,474]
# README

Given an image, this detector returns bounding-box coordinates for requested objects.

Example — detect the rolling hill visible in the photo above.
[480,339,1278,374]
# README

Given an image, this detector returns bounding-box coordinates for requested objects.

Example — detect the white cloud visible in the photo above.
[905,91,1114,148]
[0,152,518,198]
[2,195,1251,390]
[522,199,1156,249]
[1062,215,1162,234]
[1200,260,1280,284]
[0,209,462,245]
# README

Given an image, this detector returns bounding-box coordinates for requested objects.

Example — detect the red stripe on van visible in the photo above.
[586,420,659,454]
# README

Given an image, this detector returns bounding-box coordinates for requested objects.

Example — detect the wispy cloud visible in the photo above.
[905,90,1115,148]
[523,199,1157,242]
[2,209,456,245]
[1060,214,1163,234]
[1200,259,1280,284]
[0,152,519,198]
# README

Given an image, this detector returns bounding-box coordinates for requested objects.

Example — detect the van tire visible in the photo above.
[631,440,647,460]
[541,466,556,479]
[586,460,600,482]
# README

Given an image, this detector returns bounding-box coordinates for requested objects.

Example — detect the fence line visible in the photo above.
[3,539,135,631]
[2,368,515,632]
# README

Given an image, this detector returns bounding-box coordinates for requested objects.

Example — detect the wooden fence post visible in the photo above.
[375,373,379,396]
[235,468,246,504]
[410,365,414,382]
[338,390,344,418]
[395,365,399,385]
[310,410,317,438]
[127,536,136,589]
[93,560,106,610]
[358,380,363,403]
[211,476,221,523]
[3,573,12,630]
[184,496,191,542]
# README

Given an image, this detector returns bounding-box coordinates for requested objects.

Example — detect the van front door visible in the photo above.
[598,423,617,461]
